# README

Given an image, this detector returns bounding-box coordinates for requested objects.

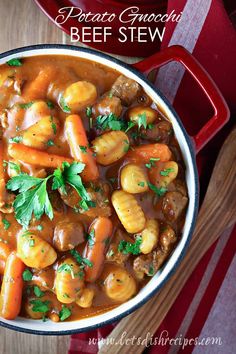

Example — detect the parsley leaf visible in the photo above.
[148,182,167,197]
[7,162,90,227]
[137,113,147,129]
[145,157,160,169]
[47,139,55,147]
[59,305,71,321]
[30,299,50,313]
[52,162,91,209]
[118,236,142,255]
[19,102,34,109]
[59,96,71,113]
[96,113,126,131]
[50,116,57,134]
[79,145,87,154]
[7,58,22,67]
[47,101,54,109]
[9,136,23,144]
[87,229,95,248]
[160,168,174,176]
[22,269,33,281]
[86,106,92,117]
[7,174,53,227]
[3,160,21,173]
[2,218,11,230]
[70,249,93,268]
[33,286,45,298]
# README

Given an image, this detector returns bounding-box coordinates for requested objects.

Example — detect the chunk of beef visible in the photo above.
[53,221,85,252]
[93,94,122,117]
[111,75,141,106]
[162,191,188,221]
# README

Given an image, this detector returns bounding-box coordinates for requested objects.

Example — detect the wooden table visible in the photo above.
[0,1,138,353]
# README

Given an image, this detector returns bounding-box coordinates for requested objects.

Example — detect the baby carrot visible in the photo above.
[8,144,73,169]
[126,143,172,163]
[65,114,99,181]
[0,252,25,320]
[83,217,113,282]
[23,66,57,100]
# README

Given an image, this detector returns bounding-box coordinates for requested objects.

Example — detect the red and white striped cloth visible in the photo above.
[69,0,236,352]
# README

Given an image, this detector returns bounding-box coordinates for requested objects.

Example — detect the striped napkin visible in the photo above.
[69,0,236,352]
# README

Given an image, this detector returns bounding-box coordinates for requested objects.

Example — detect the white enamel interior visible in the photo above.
[0,47,197,334]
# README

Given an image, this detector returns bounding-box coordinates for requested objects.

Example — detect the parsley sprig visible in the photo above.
[6,162,91,227]
[118,236,142,255]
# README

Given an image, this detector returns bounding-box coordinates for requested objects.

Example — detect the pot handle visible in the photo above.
[133,45,230,153]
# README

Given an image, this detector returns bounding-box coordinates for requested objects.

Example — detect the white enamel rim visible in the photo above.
[0,45,199,335]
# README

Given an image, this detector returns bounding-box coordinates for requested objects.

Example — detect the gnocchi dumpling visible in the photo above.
[127,106,158,126]
[92,131,129,166]
[111,190,146,233]
[55,257,84,304]
[121,163,148,194]
[139,219,159,254]
[62,81,97,112]
[104,267,136,302]
[76,288,95,308]
[149,161,178,188]
[22,115,60,150]
[17,231,57,269]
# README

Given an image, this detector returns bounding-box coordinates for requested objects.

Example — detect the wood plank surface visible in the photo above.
[0,1,139,353]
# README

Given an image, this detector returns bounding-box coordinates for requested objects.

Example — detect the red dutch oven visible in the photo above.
[0,44,229,334]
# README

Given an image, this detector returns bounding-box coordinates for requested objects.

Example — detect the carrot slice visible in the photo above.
[126,143,172,163]
[83,217,113,282]
[8,144,73,169]
[65,114,99,181]
[0,252,25,320]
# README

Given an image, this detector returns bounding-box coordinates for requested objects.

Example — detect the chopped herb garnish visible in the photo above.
[125,121,135,132]
[59,96,71,113]
[37,225,43,231]
[145,157,160,169]
[148,182,167,197]
[57,263,75,278]
[33,286,45,298]
[147,123,154,130]
[79,145,87,154]
[108,92,113,98]
[96,113,126,132]
[109,177,117,184]
[59,305,71,321]
[107,249,114,257]
[47,139,55,146]
[160,168,174,176]
[86,106,92,117]
[22,269,33,281]
[30,299,50,313]
[70,249,93,268]
[137,113,147,129]
[9,136,23,144]
[47,101,54,109]
[50,116,57,134]
[7,58,22,67]
[3,160,21,173]
[118,236,142,255]
[19,102,34,109]
[2,218,11,230]
[148,265,155,276]
[29,239,35,247]
[138,181,145,187]
[87,229,95,248]
[123,139,130,152]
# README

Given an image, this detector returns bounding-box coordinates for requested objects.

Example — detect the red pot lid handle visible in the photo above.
[133,45,230,153]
